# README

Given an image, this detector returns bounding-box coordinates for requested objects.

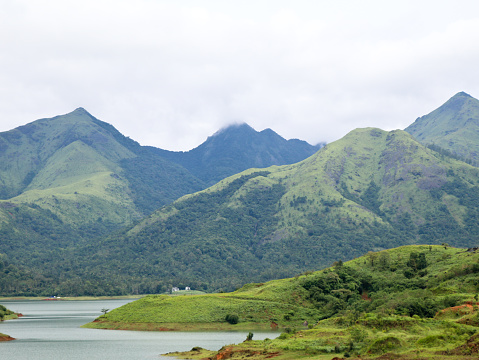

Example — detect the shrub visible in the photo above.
[416,334,446,347]
[225,314,239,324]
[284,327,296,334]
[368,336,402,354]
[443,295,462,308]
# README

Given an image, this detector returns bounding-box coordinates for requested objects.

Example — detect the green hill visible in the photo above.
[85,245,479,359]
[0,109,322,296]
[0,108,206,282]
[0,107,205,227]
[77,127,479,293]
[405,91,479,164]
[4,94,479,298]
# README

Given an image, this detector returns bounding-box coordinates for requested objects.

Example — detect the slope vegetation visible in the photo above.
[0,107,204,230]
[405,91,479,164]
[0,109,321,296]
[0,108,205,286]
[87,245,479,359]
[82,127,479,293]
[158,123,321,186]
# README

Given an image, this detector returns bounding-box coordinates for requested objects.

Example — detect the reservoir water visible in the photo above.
[0,299,277,359]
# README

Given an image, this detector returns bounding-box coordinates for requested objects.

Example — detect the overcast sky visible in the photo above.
[1,0,479,151]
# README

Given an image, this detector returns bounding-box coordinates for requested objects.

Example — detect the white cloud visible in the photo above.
[1,0,479,150]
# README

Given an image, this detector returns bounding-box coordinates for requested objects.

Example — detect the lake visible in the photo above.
[0,299,278,359]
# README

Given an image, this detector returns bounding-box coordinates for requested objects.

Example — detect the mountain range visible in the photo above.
[76,125,479,294]
[1,91,479,296]
[0,109,320,295]
[157,123,322,186]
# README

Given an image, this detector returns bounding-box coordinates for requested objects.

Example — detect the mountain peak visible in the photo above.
[211,122,255,137]
[405,92,479,162]
[442,91,475,109]
[157,121,319,186]
[70,107,93,117]
[453,91,472,98]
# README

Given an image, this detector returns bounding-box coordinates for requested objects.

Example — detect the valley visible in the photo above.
[2,93,479,296]
[1,92,479,358]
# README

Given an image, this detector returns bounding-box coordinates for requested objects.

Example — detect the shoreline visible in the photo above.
[0,295,144,301]
[82,320,282,332]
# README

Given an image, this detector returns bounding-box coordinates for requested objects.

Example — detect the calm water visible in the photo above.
[0,299,277,359]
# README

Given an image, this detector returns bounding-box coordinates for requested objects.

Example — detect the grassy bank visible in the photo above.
[83,320,277,332]
[169,313,479,359]
[0,304,19,341]
[84,245,479,359]
[83,274,320,331]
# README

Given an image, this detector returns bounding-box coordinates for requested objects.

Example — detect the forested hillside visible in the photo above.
[0,108,320,296]
[0,107,205,227]
[2,94,479,297]
[62,127,479,295]
[157,123,322,186]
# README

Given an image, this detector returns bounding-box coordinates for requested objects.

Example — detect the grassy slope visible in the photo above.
[83,277,319,331]
[91,128,479,293]
[89,245,479,359]
[9,141,141,226]
[142,127,479,234]
[0,109,141,233]
[0,108,134,195]
[405,91,479,163]
[0,108,206,235]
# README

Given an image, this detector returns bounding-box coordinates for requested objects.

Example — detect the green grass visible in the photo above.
[86,291,318,329]
[93,126,479,297]
[406,92,479,164]
[84,245,479,359]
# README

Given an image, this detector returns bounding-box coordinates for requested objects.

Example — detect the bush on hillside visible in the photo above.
[225,314,239,324]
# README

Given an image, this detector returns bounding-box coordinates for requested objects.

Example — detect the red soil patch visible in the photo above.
[264,352,280,358]
[0,335,15,342]
[204,346,281,360]
[437,302,479,315]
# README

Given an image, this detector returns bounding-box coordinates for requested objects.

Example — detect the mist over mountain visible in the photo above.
[2,92,479,296]
[0,108,321,295]
[74,126,479,293]
[156,122,322,186]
